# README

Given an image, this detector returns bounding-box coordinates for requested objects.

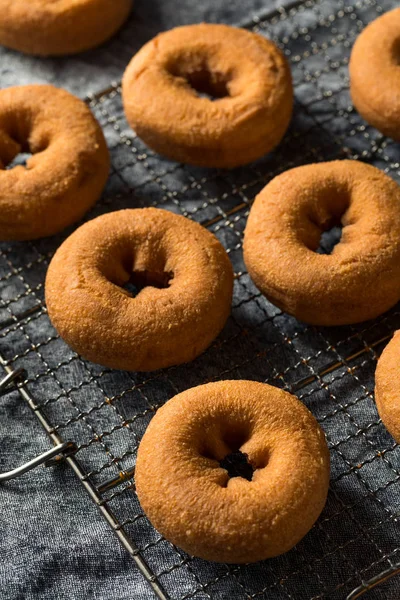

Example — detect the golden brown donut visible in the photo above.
[375,331,400,443]
[0,85,109,241]
[45,208,233,371]
[122,23,293,168]
[0,0,132,56]
[136,380,330,563]
[349,8,400,140]
[243,160,400,326]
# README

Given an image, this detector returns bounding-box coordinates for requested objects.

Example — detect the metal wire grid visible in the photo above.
[1,0,400,598]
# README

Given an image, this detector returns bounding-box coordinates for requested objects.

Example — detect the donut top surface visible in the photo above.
[122,23,292,149]
[136,380,330,563]
[243,160,400,325]
[349,7,400,138]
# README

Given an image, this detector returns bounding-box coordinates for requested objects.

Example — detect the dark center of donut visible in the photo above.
[219,450,254,481]
[317,224,343,255]
[392,38,400,65]
[168,58,230,101]
[301,182,350,255]
[0,124,48,170]
[122,270,173,296]
[5,152,32,170]
[184,69,229,100]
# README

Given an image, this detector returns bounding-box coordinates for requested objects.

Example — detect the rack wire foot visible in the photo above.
[0,441,77,483]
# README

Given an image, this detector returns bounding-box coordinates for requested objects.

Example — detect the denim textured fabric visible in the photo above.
[0,1,400,599]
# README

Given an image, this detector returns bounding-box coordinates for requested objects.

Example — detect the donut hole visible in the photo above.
[305,190,349,254]
[197,421,270,485]
[168,58,230,100]
[5,151,33,170]
[184,69,229,100]
[222,427,250,452]
[200,447,218,461]
[0,136,32,170]
[317,224,343,255]
[219,450,254,482]
[219,425,269,484]
[0,125,49,170]
[199,427,249,462]
[391,38,400,64]
[122,269,173,296]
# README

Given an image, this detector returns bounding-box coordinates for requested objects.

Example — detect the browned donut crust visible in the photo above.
[122,23,293,168]
[0,85,109,241]
[243,160,400,326]
[349,8,400,140]
[0,0,132,56]
[375,331,400,443]
[45,208,233,371]
[136,380,330,563]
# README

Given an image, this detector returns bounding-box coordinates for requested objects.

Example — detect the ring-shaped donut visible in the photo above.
[243,160,400,325]
[349,8,400,140]
[0,85,109,241]
[136,380,330,563]
[122,23,293,168]
[45,208,234,372]
[0,0,132,56]
[375,331,400,443]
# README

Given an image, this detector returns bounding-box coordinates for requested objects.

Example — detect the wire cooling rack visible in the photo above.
[1,0,400,598]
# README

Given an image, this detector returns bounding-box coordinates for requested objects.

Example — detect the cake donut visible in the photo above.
[122,23,293,168]
[349,8,400,140]
[0,0,132,56]
[375,331,400,443]
[45,208,233,372]
[136,380,330,563]
[0,85,109,241]
[243,160,400,326]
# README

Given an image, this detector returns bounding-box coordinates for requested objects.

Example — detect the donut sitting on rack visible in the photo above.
[349,7,400,140]
[243,160,400,326]
[122,23,293,168]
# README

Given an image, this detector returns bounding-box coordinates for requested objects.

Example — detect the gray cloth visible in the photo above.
[1,1,400,599]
